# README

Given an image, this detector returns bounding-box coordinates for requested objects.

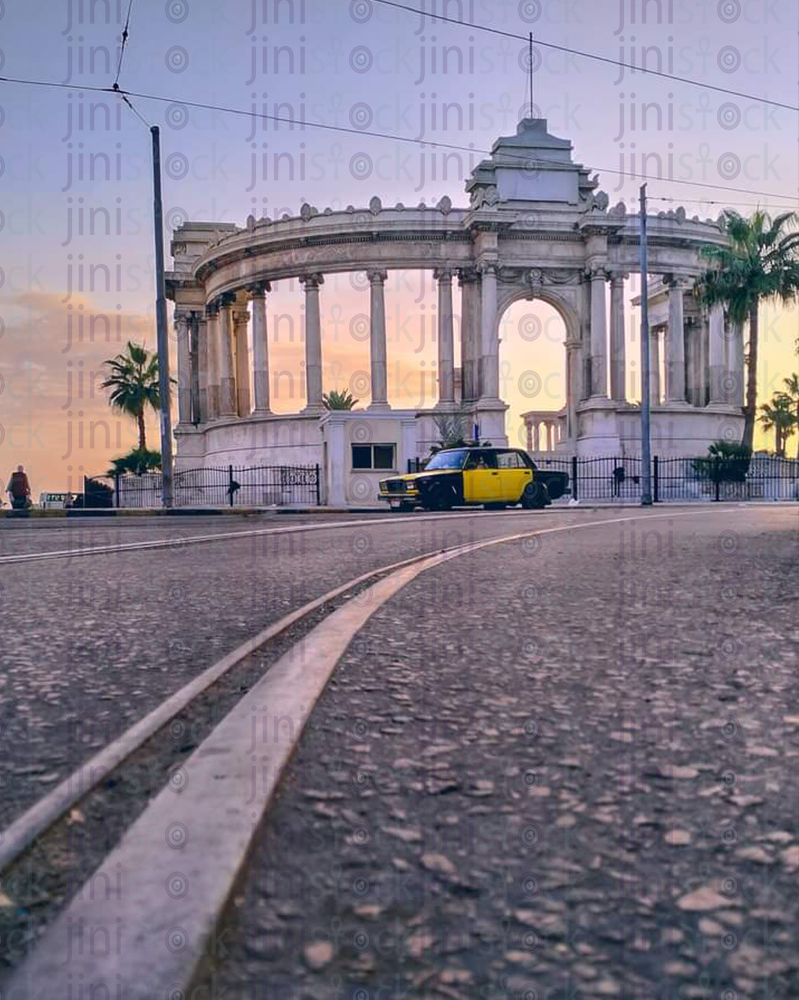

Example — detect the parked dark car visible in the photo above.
[531,462,569,500]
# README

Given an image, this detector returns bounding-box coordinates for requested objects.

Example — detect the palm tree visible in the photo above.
[102,341,162,452]
[322,389,358,410]
[782,373,799,459]
[697,210,799,451]
[758,394,796,457]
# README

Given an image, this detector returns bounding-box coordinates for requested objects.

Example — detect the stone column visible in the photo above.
[189,313,201,424]
[367,268,389,410]
[708,305,726,404]
[196,312,209,423]
[533,422,540,451]
[589,268,608,397]
[684,321,695,405]
[728,320,745,407]
[546,422,553,451]
[249,282,272,414]
[526,421,533,453]
[565,342,580,440]
[650,327,661,405]
[479,262,499,400]
[435,267,455,406]
[301,273,324,413]
[579,275,591,401]
[217,293,237,417]
[609,273,626,402]
[206,302,219,420]
[174,311,192,425]
[665,280,686,403]
[700,313,710,406]
[233,305,251,416]
[458,269,478,402]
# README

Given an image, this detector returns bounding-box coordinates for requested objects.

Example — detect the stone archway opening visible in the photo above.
[499,298,568,454]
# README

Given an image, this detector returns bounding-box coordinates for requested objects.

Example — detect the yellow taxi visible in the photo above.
[378,447,550,511]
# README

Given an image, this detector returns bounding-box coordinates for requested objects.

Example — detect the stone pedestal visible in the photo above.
[575,397,622,456]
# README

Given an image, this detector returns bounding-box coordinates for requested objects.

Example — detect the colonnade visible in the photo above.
[173,267,744,431]
[525,415,565,453]
[174,266,502,426]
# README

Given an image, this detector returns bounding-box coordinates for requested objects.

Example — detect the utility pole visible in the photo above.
[151,125,174,508]
[638,183,653,506]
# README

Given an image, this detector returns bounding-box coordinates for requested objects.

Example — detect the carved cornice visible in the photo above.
[497,266,582,286]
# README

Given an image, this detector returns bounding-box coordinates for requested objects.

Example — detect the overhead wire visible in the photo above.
[368,0,798,113]
[113,0,135,89]
[0,74,795,204]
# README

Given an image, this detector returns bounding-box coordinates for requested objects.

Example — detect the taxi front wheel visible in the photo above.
[521,481,550,509]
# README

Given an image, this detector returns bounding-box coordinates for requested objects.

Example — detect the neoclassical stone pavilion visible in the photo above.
[167,118,743,505]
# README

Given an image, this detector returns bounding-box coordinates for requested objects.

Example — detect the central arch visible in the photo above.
[495,280,583,453]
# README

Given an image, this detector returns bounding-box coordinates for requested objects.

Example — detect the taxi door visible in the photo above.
[495,451,532,502]
[462,453,502,503]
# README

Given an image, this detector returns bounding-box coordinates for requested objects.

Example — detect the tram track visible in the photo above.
[0,507,542,566]
[0,508,736,997]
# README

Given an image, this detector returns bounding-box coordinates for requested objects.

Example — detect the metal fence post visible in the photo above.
[653,455,659,503]
[228,465,234,508]
[114,473,120,508]
[571,456,578,502]
[315,464,321,506]
[714,455,721,502]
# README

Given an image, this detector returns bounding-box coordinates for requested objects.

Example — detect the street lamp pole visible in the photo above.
[151,125,174,508]
[638,183,653,506]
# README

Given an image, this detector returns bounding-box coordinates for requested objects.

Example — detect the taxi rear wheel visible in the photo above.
[521,481,549,509]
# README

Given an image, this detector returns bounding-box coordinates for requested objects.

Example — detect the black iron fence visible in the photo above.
[409,455,799,503]
[84,465,321,509]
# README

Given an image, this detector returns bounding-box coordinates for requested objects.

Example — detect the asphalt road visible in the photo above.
[0,506,656,829]
[0,506,796,999]
[190,506,799,1000]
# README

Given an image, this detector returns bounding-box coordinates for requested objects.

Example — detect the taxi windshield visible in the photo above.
[425,449,468,470]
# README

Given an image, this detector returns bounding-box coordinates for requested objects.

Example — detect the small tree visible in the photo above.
[107,447,163,476]
[692,440,751,485]
[322,389,358,410]
[759,395,796,457]
[432,407,471,451]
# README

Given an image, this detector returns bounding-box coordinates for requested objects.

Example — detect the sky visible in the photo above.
[1,0,798,492]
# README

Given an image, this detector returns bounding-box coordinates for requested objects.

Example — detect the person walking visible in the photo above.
[7,465,32,510]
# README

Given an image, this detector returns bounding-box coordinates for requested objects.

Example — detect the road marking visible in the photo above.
[5,507,739,997]
[0,503,730,565]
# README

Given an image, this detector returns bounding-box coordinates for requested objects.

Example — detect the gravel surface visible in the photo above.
[196,507,799,1000]
[0,507,642,830]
